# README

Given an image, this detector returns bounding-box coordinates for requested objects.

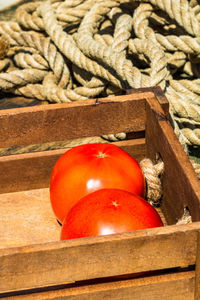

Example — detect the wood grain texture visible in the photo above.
[0,94,146,148]
[0,88,199,298]
[0,223,200,293]
[0,188,60,249]
[126,86,169,117]
[3,271,195,300]
[145,96,200,224]
[0,139,145,194]
[195,231,200,300]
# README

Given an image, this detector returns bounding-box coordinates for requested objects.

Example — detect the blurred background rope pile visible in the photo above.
[0,0,199,160]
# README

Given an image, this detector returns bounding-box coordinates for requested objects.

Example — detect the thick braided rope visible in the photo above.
[183,61,200,78]
[39,1,125,90]
[128,38,168,89]
[111,11,132,53]
[13,73,106,103]
[13,83,47,101]
[0,59,11,72]
[14,53,49,70]
[56,0,96,26]
[137,0,200,37]
[76,0,149,89]
[16,2,44,32]
[15,0,96,32]
[133,3,200,53]
[102,9,133,141]
[166,87,200,123]
[0,0,199,147]
[140,158,164,206]
[192,161,200,179]
[169,79,200,106]
[0,24,72,89]
[43,72,106,102]
[0,69,47,91]
[40,2,119,101]
[176,207,192,225]
[132,3,200,146]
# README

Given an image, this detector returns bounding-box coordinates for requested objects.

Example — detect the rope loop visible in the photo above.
[0,0,199,147]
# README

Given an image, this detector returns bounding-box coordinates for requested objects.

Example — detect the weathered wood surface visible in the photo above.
[0,94,146,148]
[0,188,60,249]
[3,271,195,300]
[0,179,165,251]
[145,96,200,223]
[0,88,168,150]
[0,88,199,297]
[195,231,200,299]
[0,138,145,194]
[0,223,200,293]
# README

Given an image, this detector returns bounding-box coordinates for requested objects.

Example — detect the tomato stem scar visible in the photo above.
[112,201,118,207]
[97,152,107,158]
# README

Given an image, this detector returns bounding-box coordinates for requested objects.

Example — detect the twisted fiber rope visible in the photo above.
[39,2,124,89]
[183,61,200,78]
[55,0,96,27]
[138,0,200,37]
[39,3,122,101]
[16,2,44,32]
[0,69,47,91]
[133,3,200,53]
[192,161,200,179]
[141,157,199,224]
[0,27,72,90]
[128,38,168,90]
[15,0,96,32]
[140,158,164,207]
[76,0,150,89]
[166,87,200,123]
[0,0,199,148]
[0,59,11,72]
[14,52,49,70]
[102,9,132,141]
[132,2,200,148]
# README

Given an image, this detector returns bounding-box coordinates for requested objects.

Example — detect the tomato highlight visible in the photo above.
[50,143,145,223]
[60,188,163,240]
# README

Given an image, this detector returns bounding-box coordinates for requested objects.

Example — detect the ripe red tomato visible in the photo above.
[50,143,145,223]
[60,188,163,240]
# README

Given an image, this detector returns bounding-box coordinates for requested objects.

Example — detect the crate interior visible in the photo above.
[0,137,166,250]
[0,90,199,250]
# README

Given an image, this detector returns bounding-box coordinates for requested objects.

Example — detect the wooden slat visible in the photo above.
[3,271,195,300]
[145,97,200,223]
[195,231,200,299]
[0,94,147,148]
[126,86,169,116]
[0,139,145,194]
[0,223,200,293]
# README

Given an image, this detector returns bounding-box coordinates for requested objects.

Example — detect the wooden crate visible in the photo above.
[0,87,200,300]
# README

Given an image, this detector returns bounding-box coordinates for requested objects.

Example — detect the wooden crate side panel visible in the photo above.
[0,223,199,293]
[127,86,169,117]
[3,271,195,300]
[0,139,145,194]
[145,97,200,223]
[0,95,146,148]
[195,231,200,299]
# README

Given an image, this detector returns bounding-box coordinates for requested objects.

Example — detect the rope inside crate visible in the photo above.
[0,0,199,153]
[140,158,194,225]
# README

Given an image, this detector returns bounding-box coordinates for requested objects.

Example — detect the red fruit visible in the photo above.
[60,189,163,240]
[50,143,145,223]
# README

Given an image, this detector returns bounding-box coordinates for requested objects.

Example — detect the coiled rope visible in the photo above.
[0,0,199,153]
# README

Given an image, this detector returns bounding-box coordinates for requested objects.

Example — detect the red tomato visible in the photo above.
[60,189,163,240]
[50,143,145,223]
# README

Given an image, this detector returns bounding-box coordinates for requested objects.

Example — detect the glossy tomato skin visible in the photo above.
[50,143,145,223]
[60,189,163,240]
